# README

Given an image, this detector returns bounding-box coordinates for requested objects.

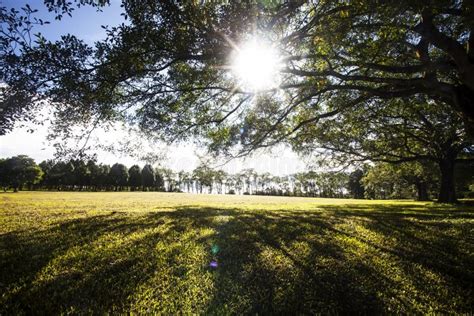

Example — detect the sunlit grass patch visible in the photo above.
[1,192,473,313]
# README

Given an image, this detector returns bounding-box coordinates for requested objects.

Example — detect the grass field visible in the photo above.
[1,192,473,314]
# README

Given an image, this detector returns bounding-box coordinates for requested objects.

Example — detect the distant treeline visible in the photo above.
[0,155,473,200]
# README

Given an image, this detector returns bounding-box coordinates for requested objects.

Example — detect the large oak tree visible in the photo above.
[1,1,473,201]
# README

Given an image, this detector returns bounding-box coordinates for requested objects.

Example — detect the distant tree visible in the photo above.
[71,159,90,190]
[177,171,188,192]
[158,168,175,192]
[213,170,227,194]
[240,169,257,194]
[141,164,155,191]
[333,172,349,198]
[363,165,401,200]
[97,164,111,190]
[257,172,272,195]
[128,165,142,191]
[46,161,66,190]
[154,168,165,191]
[291,174,302,196]
[109,163,129,191]
[39,160,55,189]
[0,158,7,191]
[307,173,318,196]
[225,174,237,195]
[271,176,282,196]
[454,158,474,198]
[62,162,76,188]
[362,162,438,200]
[348,170,365,199]
[280,176,291,196]
[86,160,101,191]
[399,162,439,201]
[193,164,214,194]
[1,155,43,191]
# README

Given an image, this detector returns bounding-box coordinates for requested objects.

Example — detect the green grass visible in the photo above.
[1,192,473,314]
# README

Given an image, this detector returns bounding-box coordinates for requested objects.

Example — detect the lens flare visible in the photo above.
[211,244,220,255]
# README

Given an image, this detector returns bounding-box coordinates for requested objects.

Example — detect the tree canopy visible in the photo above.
[1,1,473,201]
[0,155,43,191]
[2,1,473,137]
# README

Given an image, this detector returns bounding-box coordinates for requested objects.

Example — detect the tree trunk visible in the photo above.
[454,84,474,138]
[438,157,457,203]
[415,181,430,201]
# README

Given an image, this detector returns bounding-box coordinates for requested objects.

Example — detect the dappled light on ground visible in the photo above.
[1,192,473,313]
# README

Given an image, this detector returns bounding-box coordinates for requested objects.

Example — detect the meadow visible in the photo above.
[1,192,473,314]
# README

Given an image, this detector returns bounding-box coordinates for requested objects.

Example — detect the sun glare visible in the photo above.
[231,38,282,92]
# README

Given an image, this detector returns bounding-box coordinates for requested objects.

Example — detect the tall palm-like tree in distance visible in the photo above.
[240,169,256,194]
[213,170,227,194]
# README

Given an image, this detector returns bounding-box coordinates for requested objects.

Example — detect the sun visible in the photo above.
[231,38,282,92]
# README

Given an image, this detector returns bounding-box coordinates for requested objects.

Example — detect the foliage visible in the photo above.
[1,1,473,159]
[362,162,438,200]
[140,164,154,190]
[155,167,172,191]
[108,163,128,189]
[348,169,365,199]
[0,158,6,189]
[454,159,474,197]
[0,155,42,191]
[293,98,471,202]
[192,163,215,193]
[3,153,471,201]
[128,165,141,190]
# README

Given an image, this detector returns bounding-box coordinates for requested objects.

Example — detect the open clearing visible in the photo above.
[1,192,473,314]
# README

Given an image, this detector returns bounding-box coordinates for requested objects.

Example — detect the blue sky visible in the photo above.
[3,0,125,43]
[0,1,306,174]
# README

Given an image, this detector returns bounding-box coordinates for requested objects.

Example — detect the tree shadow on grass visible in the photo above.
[319,203,474,278]
[0,204,473,314]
